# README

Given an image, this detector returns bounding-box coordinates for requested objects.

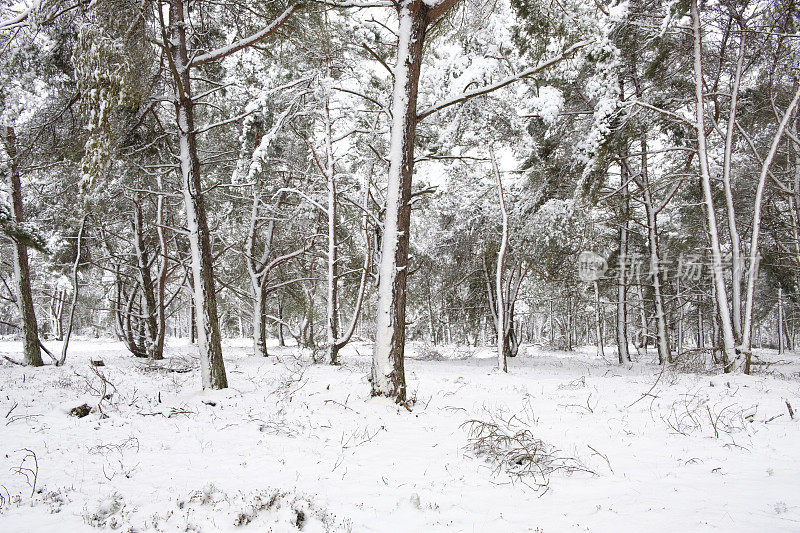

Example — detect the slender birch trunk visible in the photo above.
[331,171,371,360]
[636,172,670,364]
[637,283,648,351]
[677,274,684,355]
[778,286,784,354]
[154,176,168,360]
[697,301,703,350]
[722,37,746,342]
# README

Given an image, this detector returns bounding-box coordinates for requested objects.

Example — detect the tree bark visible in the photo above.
[2,125,42,366]
[635,166,670,364]
[691,0,738,368]
[616,168,631,363]
[325,98,340,365]
[594,280,604,359]
[372,1,430,401]
[132,199,160,359]
[492,147,509,372]
[167,0,227,389]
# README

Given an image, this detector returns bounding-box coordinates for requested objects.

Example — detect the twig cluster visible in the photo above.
[661,392,751,439]
[461,409,592,493]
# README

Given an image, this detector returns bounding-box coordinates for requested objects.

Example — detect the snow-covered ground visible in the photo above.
[1,338,799,532]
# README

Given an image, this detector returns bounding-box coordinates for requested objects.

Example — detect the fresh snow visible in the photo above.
[1,338,799,531]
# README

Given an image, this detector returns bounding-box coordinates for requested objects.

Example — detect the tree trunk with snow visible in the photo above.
[492,148,509,372]
[167,0,227,389]
[2,125,42,367]
[616,171,631,363]
[691,0,737,370]
[57,215,86,366]
[371,1,430,401]
[324,99,340,365]
[778,287,785,355]
[132,199,161,360]
[740,85,800,360]
[154,177,168,361]
[634,166,670,364]
[594,280,604,359]
[722,37,746,344]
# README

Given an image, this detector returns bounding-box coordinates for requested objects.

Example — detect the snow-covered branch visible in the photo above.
[189,5,298,68]
[0,0,41,30]
[418,40,590,121]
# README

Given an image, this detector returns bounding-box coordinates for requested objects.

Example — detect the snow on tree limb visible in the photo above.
[417,40,591,122]
[189,5,298,68]
[0,0,42,30]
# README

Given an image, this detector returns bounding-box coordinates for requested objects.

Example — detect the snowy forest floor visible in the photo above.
[1,339,799,532]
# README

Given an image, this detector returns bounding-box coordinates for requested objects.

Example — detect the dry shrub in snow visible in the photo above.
[414,343,474,361]
[461,408,592,492]
[85,492,125,528]
[671,348,718,373]
[415,344,445,361]
[135,354,197,375]
[661,393,753,440]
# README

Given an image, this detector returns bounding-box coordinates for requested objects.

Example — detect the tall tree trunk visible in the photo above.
[778,287,785,354]
[372,1,429,401]
[50,287,65,341]
[616,177,631,363]
[697,300,704,350]
[325,98,340,365]
[491,147,509,372]
[594,280,604,359]
[57,215,86,366]
[637,173,670,364]
[691,0,737,369]
[190,294,196,344]
[277,302,285,346]
[154,176,168,360]
[740,84,800,360]
[676,274,683,357]
[132,200,160,359]
[3,125,42,366]
[722,37,746,343]
[167,0,227,389]
[252,284,268,357]
[637,282,648,351]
